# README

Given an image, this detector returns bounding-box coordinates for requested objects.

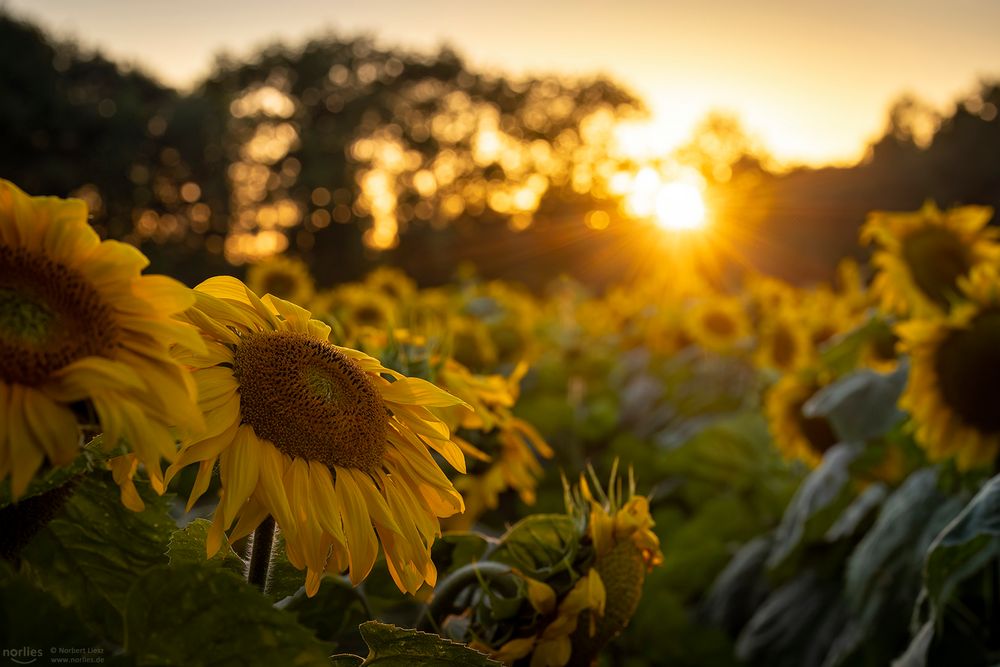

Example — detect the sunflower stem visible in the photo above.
[247,516,276,593]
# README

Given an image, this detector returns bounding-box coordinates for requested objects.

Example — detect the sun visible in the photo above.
[615,165,709,232]
[654,180,707,231]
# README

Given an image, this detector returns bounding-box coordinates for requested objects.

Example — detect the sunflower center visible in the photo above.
[900,226,970,307]
[799,412,839,455]
[232,331,388,471]
[933,310,1000,433]
[0,246,119,385]
[771,325,796,369]
[353,305,386,327]
[703,312,736,337]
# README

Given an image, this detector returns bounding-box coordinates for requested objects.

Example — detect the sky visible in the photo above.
[5,0,1000,166]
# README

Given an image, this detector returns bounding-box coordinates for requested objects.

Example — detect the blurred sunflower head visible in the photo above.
[246,255,315,306]
[447,316,499,371]
[753,309,814,373]
[327,284,398,344]
[897,265,1000,469]
[764,372,839,467]
[684,296,751,354]
[861,202,999,318]
[0,180,202,504]
[364,266,417,303]
[168,277,469,596]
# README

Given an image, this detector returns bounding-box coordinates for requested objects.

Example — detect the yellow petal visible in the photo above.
[380,377,469,408]
[22,386,81,466]
[334,466,379,585]
[218,425,262,526]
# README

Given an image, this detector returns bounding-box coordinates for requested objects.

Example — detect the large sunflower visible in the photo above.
[167,277,468,596]
[245,255,315,306]
[861,202,999,318]
[764,372,839,467]
[0,180,202,502]
[897,265,1000,469]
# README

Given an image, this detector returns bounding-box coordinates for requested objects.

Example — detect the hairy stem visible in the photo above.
[246,516,276,592]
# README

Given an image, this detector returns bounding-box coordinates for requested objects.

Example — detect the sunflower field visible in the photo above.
[2,172,1000,667]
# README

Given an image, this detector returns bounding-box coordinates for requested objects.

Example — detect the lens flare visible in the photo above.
[654,181,707,231]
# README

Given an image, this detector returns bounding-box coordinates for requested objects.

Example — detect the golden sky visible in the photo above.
[7,0,1000,166]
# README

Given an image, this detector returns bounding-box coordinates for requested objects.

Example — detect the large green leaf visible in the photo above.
[331,622,501,666]
[19,471,175,642]
[734,571,849,667]
[845,469,959,618]
[491,514,579,579]
[703,535,774,634]
[0,436,108,509]
[923,473,1000,620]
[803,365,907,443]
[266,532,308,600]
[167,518,246,578]
[0,560,126,664]
[123,563,331,666]
[766,443,861,575]
[284,576,371,653]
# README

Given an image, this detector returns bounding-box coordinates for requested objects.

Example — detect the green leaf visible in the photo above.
[267,532,307,600]
[803,365,907,443]
[924,473,1000,621]
[284,576,371,652]
[734,570,849,667]
[167,518,246,578]
[19,471,175,643]
[845,468,960,617]
[0,560,111,659]
[0,436,107,509]
[491,514,579,579]
[824,482,887,543]
[767,443,861,575]
[892,620,934,667]
[342,621,501,666]
[123,563,331,667]
[432,531,494,577]
[703,535,774,634]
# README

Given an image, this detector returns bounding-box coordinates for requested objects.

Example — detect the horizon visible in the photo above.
[5,0,1000,169]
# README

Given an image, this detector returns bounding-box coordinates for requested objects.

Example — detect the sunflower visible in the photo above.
[448,316,499,372]
[897,265,1000,469]
[861,202,999,318]
[328,284,398,343]
[166,277,469,596]
[364,266,417,303]
[764,372,839,467]
[684,296,751,354]
[246,255,315,306]
[0,179,203,503]
[753,309,814,373]
[478,468,661,667]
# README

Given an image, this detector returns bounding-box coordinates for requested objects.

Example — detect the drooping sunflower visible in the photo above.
[861,202,999,318]
[0,179,203,502]
[166,277,469,595]
[474,468,662,667]
[683,296,751,354]
[764,372,839,467]
[897,265,1000,469]
[246,255,315,306]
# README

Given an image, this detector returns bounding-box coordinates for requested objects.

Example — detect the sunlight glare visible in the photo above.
[654,180,707,231]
